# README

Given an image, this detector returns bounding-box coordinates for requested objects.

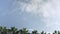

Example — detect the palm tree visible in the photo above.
[16,31,19,34]
[19,28,28,34]
[11,27,17,34]
[0,26,3,31]
[44,32,46,34]
[58,31,60,34]
[32,30,38,34]
[7,29,13,34]
[53,30,57,34]
[28,33,31,34]
[53,33,55,34]
[54,30,57,34]
[22,28,28,34]
[41,31,44,34]
[19,29,22,34]
[2,27,7,34]
[0,26,3,34]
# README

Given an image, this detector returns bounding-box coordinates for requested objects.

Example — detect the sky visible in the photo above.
[0,0,60,33]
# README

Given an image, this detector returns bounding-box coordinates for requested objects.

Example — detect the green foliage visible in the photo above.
[21,28,28,34]
[11,27,17,32]
[58,31,60,34]
[53,30,57,34]
[0,26,60,34]
[41,31,44,34]
[0,26,3,31]
[32,30,38,34]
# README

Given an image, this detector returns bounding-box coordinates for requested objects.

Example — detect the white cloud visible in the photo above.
[19,0,52,18]
[17,0,60,32]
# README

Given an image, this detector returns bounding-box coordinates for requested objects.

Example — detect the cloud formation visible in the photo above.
[17,0,60,30]
[18,0,51,18]
[0,0,60,32]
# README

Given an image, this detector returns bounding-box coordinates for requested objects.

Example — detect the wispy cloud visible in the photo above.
[1,0,60,32]
[17,0,60,31]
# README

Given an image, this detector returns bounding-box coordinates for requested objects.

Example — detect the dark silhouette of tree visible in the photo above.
[41,31,44,34]
[0,26,60,34]
[11,27,17,34]
[0,26,3,31]
[53,33,55,34]
[44,32,46,34]
[22,28,28,34]
[27,31,31,34]
[53,30,57,34]
[2,27,7,34]
[32,30,38,34]
[58,31,60,34]
[19,28,28,34]
[54,30,57,34]
[55,30,57,33]
[0,26,3,34]
[19,29,22,34]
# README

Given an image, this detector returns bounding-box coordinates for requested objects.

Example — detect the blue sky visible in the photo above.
[0,0,60,33]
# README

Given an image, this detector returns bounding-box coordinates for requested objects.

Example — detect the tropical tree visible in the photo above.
[41,31,44,34]
[11,27,17,34]
[2,27,7,34]
[54,30,57,34]
[22,28,28,34]
[7,29,13,34]
[53,30,57,34]
[53,32,55,34]
[58,31,60,34]
[18,29,22,34]
[44,32,46,34]
[19,28,28,34]
[16,31,19,34]
[32,30,38,34]
[28,33,31,34]
[0,26,3,31]
[0,26,3,34]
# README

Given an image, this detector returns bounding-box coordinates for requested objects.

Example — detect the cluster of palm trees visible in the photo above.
[0,26,60,34]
